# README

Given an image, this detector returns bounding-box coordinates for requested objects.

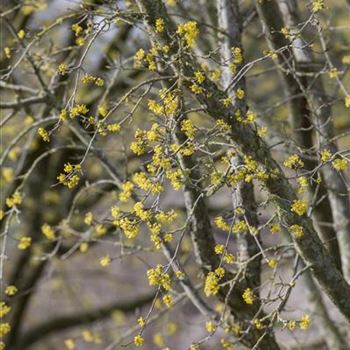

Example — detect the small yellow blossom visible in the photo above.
[299,314,311,330]
[18,236,31,250]
[284,154,304,169]
[137,317,145,327]
[290,224,304,238]
[332,158,348,171]
[176,21,199,47]
[235,88,245,99]
[41,223,55,240]
[100,255,111,267]
[291,199,308,216]
[64,338,76,350]
[0,323,11,336]
[320,149,332,162]
[269,223,281,234]
[205,321,216,333]
[5,285,18,296]
[134,335,144,347]
[242,288,254,304]
[155,18,165,33]
[38,127,50,142]
[345,96,350,108]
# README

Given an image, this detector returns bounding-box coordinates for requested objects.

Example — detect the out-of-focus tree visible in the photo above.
[1,0,350,349]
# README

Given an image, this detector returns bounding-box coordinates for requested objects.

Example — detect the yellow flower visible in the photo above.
[332,158,348,171]
[5,285,18,296]
[137,317,145,327]
[100,255,111,267]
[269,223,281,234]
[38,127,50,142]
[6,191,22,208]
[119,181,134,202]
[181,119,195,138]
[299,314,310,330]
[147,265,171,290]
[235,88,245,99]
[320,149,332,162]
[194,70,205,84]
[268,259,278,268]
[214,216,230,231]
[345,96,350,108]
[290,224,304,238]
[58,63,68,75]
[17,29,25,39]
[312,0,324,12]
[0,323,11,337]
[206,321,216,333]
[291,199,308,216]
[18,236,31,250]
[283,154,304,169]
[64,338,76,349]
[134,335,144,346]
[328,68,338,79]
[287,320,296,330]
[41,223,56,240]
[204,270,223,297]
[155,18,165,33]
[162,294,173,307]
[214,244,225,254]
[242,288,254,304]
[0,302,11,318]
[176,21,199,47]
[84,212,93,225]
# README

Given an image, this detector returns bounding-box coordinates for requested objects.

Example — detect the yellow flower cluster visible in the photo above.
[119,181,134,202]
[0,302,11,318]
[147,265,171,290]
[299,314,311,330]
[100,255,111,267]
[232,220,248,234]
[194,70,205,84]
[204,268,225,297]
[155,18,165,33]
[81,74,104,86]
[242,288,254,304]
[269,223,281,233]
[176,21,199,47]
[290,224,304,238]
[206,321,217,333]
[134,335,144,347]
[165,169,183,190]
[38,127,50,142]
[70,104,89,119]
[214,244,235,264]
[332,158,348,171]
[18,236,31,250]
[58,63,68,75]
[41,223,55,240]
[133,172,163,194]
[5,285,18,296]
[180,119,195,139]
[57,163,81,189]
[0,323,11,337]
[214,216,230,231]
[216,119,231,133]
[130,129,147,155]
[284,154,304,169]
[312,0,324,12]
[134,202,150,221]
[290,199,308,216]
[6,191,22,208]
[115,217,139,239]
[320,149,332,162]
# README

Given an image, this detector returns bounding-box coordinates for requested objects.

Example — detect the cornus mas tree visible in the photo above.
[1,0,350,349]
